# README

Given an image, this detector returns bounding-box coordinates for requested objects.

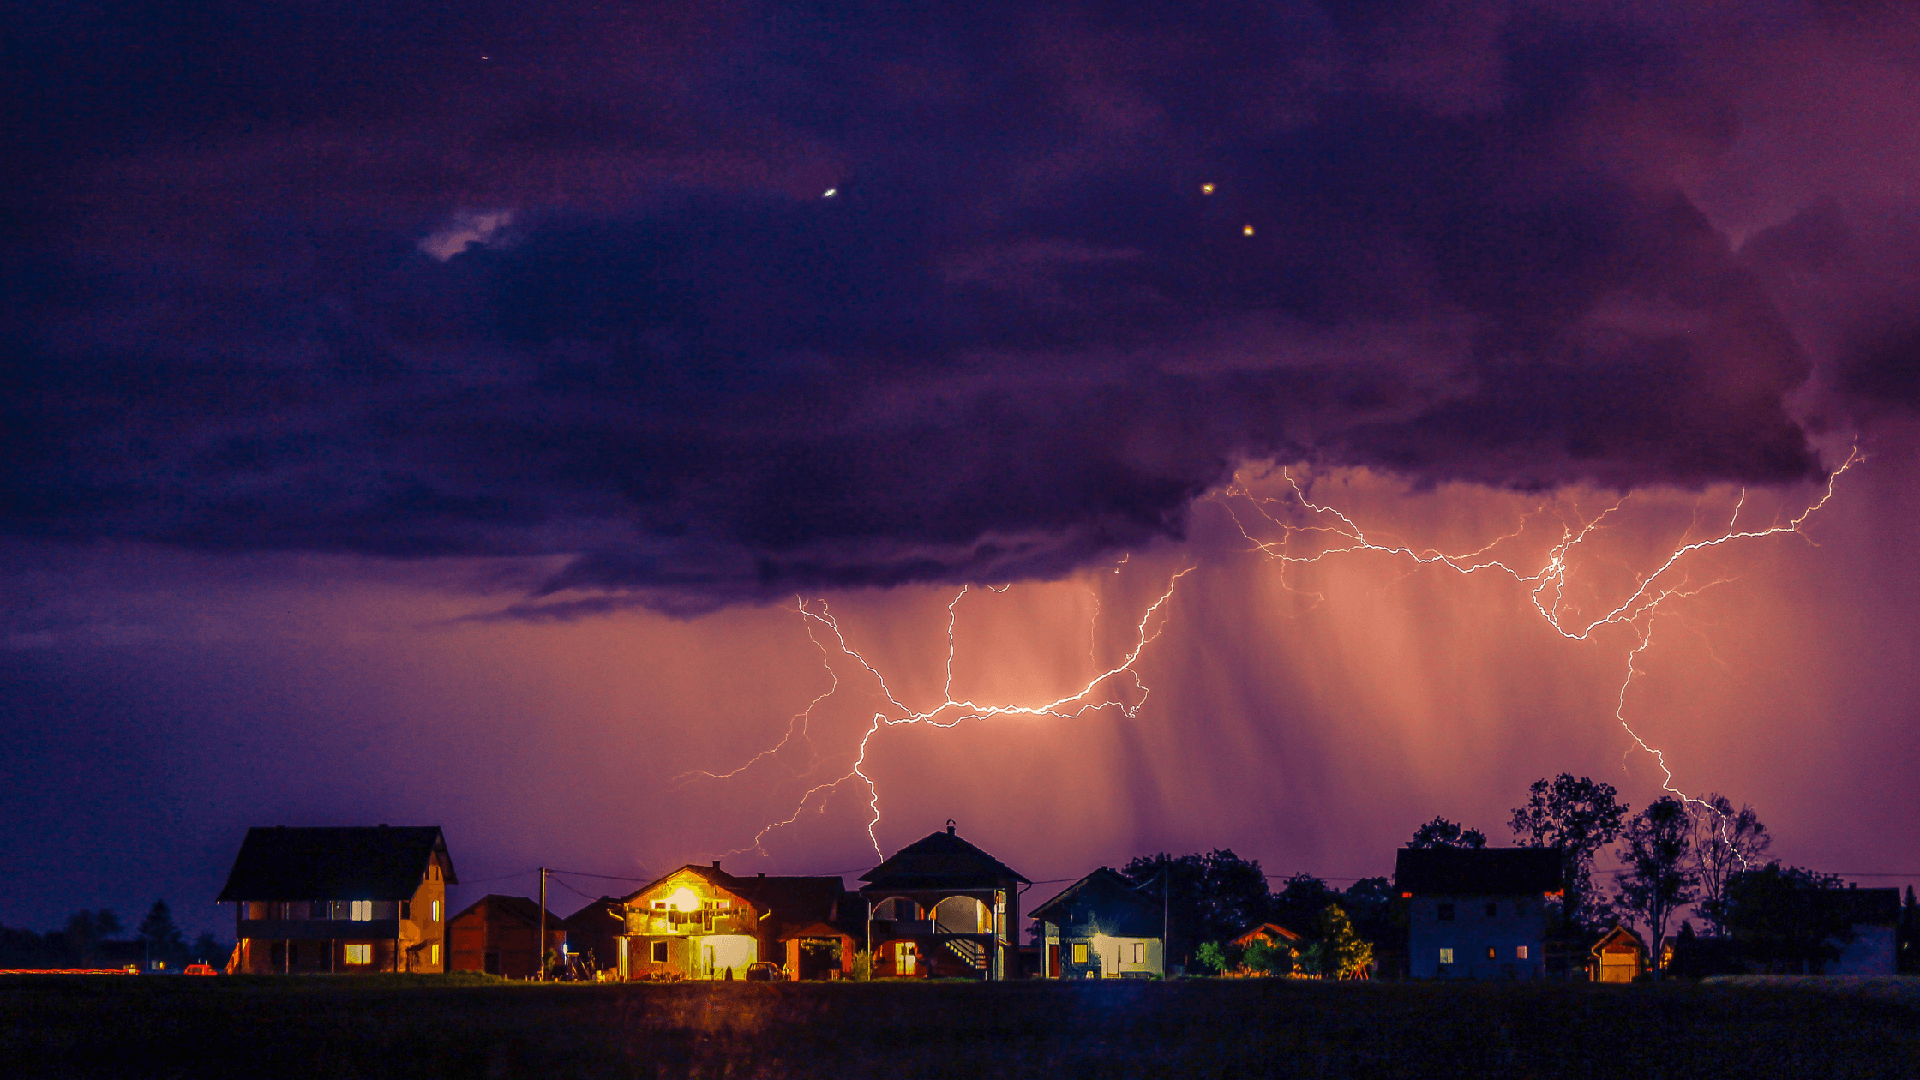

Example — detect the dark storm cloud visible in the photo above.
[8,0,1901,603]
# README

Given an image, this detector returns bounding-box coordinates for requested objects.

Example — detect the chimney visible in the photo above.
[712,860,721,871]
[758,872,766,878]
[946,819,956,835]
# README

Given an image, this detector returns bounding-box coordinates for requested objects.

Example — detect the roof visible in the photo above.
[563,897,629,932]
[617,864,850,935]
[451,894,567,928]
[859,825,1030,892]
[1231,922,1304,950]
[216,826,456,901]
[1393,847,1562,896]
[1590,924,1647,957]
[1029,868,1161,937]
[1816,886,1902,926]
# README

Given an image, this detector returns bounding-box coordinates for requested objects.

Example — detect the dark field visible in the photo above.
[4,975,1917,1080]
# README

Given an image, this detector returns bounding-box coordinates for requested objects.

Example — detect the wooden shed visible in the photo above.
[448,895,567,979]
[1588,924,1647,983]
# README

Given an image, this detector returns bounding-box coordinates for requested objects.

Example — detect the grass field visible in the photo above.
[3,975,1916,1079]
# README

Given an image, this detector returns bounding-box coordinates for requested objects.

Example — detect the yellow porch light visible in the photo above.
[669,886,702,913]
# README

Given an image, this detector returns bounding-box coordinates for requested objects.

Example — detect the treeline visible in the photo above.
[1132,772,1920,978]
[0,901,228,970]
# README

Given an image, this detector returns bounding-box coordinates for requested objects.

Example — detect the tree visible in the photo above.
[1510,774,1629,934]
[63,909,121,967]
[1408,817,1486,849]
[1685,794,1771,936]
[1340,877,1396,960]
[1721,863,1856,974]
[1194,940,1241,975]
[1615,797,1697,977]
[1122,850,1269,971]
[1300,904,1374,979]
[1268,873,1337,933]
[138,900,189,969]
[1241,938,1293,977]
[191,933,228,966]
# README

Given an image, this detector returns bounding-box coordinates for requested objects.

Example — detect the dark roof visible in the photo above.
[564,897,629,932]
[216,826,456,901]
[729,874,847,933]
[1029,868,1161,937]
[1816,886,1902,925]
[1393,847,1562,896]
[859,826,1030,891]
[451,894,567,928]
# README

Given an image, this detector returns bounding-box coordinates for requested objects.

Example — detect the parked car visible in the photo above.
[744,962,783,982]
[183,964,218,976]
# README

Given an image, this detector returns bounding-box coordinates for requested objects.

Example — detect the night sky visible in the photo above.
[5,0,1919,941]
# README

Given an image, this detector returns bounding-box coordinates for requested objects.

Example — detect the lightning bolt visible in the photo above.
[700,449,1857,865]
[1223,449,1861,853]
[706,566,1191,858]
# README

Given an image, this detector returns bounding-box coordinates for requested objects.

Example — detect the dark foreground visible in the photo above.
[4,975,1917,1080]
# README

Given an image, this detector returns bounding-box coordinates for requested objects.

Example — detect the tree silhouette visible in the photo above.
[1408,817,1487,849]
[1685,794,1771,935]
[1510,774,1629,934]
[1616,797,1697,977]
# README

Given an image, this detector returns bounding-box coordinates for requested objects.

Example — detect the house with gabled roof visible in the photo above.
[1029,867,1164,979]
[217,825,456,974]
[1588,924,1647,982]
[859,821,1029,980]
[448,894,567,978]
[1394,847,1561,980]
[618,861,857,980]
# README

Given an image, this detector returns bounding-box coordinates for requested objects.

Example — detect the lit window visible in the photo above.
[345,944,371,964]
[1132,942,1146,964]
[351,900,373,921]
[430,943,440,965]
[1072,943,1088,964]
[652,941,668,964]
[1516,945,1528,960]
[431,900,441,922]
[1437,903,1455,922]
[1487,946,1496,960]
[1439,948,1454,965]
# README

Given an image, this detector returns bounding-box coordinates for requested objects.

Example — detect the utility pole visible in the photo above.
[537,867,548,982]
[1162,863,1170,977]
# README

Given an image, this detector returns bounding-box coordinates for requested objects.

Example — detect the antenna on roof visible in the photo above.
[946,819,956,835]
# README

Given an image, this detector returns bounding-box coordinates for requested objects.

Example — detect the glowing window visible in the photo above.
[1487,946,1497,960]
[1516,945,1529,960]
[1437,903,1455,922]
[895,942,917,976]
[1132,942,1145,964]
[1072,943,1089,964]
[431,900,441,921]
[351,900,373,921]
[430,943,440,965]
[345,944,371,964]
[1438,948,1454,965]
[652,941,668,964]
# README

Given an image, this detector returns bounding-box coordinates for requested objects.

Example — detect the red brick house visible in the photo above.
[448,894,567,978]
[217,825,455,974]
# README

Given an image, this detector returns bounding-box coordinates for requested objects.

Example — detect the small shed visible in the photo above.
[448,895,567,979]
[1588,924,1647,983]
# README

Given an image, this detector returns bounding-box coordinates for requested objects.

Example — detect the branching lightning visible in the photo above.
[693,449,1858,864]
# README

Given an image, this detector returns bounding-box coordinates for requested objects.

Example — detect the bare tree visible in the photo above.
[1685,793,1770,936]
[1616,797,1697,978]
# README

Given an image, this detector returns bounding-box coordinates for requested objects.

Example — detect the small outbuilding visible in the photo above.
[448,895,567,979]
[1588,924,1647,983]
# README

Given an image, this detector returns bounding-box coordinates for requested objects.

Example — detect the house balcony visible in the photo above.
[239,918,408,941]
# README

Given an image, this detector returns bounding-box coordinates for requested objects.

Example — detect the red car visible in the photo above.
[182,964,218,976]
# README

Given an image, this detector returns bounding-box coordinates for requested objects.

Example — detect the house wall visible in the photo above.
[1408,895,1547,980]
[1037,920,1162,979]
[448,907,564,979]
[863,886,1017,980]
[1828,924,1897,976]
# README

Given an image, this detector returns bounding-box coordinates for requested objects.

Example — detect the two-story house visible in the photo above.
[859,821,1028,980]
[217,825,456,974]
[1029,867,1164,979]
[618,862,856,980]
[1395,847,1561,981]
